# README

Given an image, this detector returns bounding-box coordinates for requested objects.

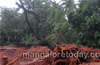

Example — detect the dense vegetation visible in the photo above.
[0,0,100,49]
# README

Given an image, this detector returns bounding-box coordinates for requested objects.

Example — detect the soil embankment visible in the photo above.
[0,44,100,65]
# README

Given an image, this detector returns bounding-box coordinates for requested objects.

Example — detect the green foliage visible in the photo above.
[0,0,77,46]
[21,34,34,44]
[83,13,100,48]
[3,0,100,49]
[68,0,100,48]
[8,44,14,47]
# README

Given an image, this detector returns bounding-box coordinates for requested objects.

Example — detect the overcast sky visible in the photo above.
[0,0,78,8]
[0,0,17,8]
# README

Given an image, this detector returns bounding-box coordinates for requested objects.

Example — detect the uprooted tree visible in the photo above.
[15,0,73,48]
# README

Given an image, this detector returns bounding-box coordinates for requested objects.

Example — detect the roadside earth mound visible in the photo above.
[0,44,100,65]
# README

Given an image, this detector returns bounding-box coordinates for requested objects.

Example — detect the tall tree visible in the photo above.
[68,0,100,48]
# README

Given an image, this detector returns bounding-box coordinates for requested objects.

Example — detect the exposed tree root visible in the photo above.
[1,43,100,65]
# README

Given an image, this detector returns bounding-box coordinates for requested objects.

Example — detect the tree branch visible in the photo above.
[16,0,41,40]
[16,2,35,14]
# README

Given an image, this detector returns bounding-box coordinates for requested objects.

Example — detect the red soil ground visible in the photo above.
[0,44,100,65]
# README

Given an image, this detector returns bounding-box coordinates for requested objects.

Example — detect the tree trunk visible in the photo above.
[16,0,41,40]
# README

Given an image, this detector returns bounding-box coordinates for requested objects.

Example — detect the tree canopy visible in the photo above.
[0,0,100,49]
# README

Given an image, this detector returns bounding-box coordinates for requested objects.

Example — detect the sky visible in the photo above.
[0,0,78,8]
[0,0,18,8]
